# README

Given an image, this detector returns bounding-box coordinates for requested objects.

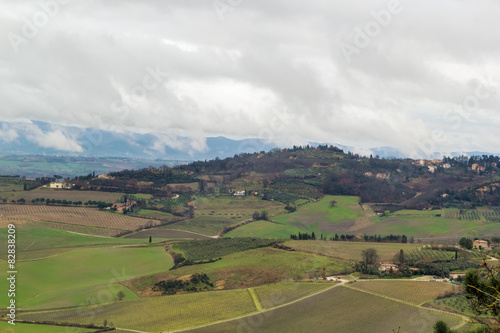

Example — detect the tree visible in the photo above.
[398,249,404,265]
[433,320,453,333]
[329,200,337,207]
[116,290,126,301]
[361,248,379,265]
[149,236,152,243]
[260,210,268,220]
[459,237,473,250]
[252,211,260,220]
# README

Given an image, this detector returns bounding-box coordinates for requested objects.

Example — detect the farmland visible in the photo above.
[6,188,125,203]
[186,285,462,333]
[124,228,212,240]
[272,195,376,234]
[404,247,483,263]
[171,238,278,261]
[287,240,423,262]
[0,321,98,332]
[0,244,172,310]
[169,215,242,236]
[352,280,461,305]
[193,195,287,217]
[16,282,334,332]
[223,220,303,239]
[132,208,180,222]
[125,246,351,296]
[18,288,258,332]
[0,204,156,234]
[0,227,145,254]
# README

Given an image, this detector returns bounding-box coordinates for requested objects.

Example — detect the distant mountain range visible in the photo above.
[0,121,497,162]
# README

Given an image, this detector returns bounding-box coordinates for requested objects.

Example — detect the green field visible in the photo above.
[170,215,242,236]
[287,240,423,262]
[0,321,97,332]
[0,227,145,254]
[186,285,462,333]
[126,246,350,295]
[193,195,287,217]
[272,195,376,234]
[132,208,180,221]
[223,220,303,239]
[171,238,278,261]
[16,281,334,333]
[0,244,172,309]
[18,288,257,332]
[124,228,211,240]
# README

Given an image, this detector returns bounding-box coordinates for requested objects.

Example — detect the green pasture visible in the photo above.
[0,321,97,332]
[272,195,375,234]
[0,245,172,310]
[223,220,303,239]
[0,227,145,254]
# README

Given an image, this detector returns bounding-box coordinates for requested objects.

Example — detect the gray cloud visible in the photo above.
[0,0,499,156]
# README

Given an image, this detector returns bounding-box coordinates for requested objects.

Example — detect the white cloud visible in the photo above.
[0,124,18,142]
[24,124,83,152]
[0,0,499,156]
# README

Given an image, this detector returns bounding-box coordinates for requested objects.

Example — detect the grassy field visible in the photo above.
[353,280,461,305]
[272,195,376,234]
[171,238,278,261]
[132,208,180,222]
[0,245,172,310]
[223,220,303,239]
[125,247,351,295]
[0,321,98,332]
[18,288,257,332]
[169,215,242,236]
[0,227,146,254]
[16,281,334,332]
[193,195,287,217]
[124,228,212,240]
[0,204,156,232]
[7,188,125,203]
[186,285,462,333]
[287,240,423,262]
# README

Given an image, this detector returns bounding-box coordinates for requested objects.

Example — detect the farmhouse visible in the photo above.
[48,181,72,189]
[234,190,245,196]
[473,239,489,250]
[428,165,437,173]
[378,263,398,272]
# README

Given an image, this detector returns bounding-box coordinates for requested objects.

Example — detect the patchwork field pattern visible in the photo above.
[186,286,462,333]
[0,204,156,232]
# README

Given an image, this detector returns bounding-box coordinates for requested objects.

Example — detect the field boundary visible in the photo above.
[168,282,343,333]
[343,284,468,330]
[247,288,262,311]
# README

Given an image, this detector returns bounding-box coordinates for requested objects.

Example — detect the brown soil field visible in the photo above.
[0,204,155,230]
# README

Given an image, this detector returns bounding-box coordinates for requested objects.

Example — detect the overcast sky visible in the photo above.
[1,0,499,157]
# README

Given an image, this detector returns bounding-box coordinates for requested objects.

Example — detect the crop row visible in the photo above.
[405,249,456,262]
[0,204,153,230]
[269,181,322,200]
